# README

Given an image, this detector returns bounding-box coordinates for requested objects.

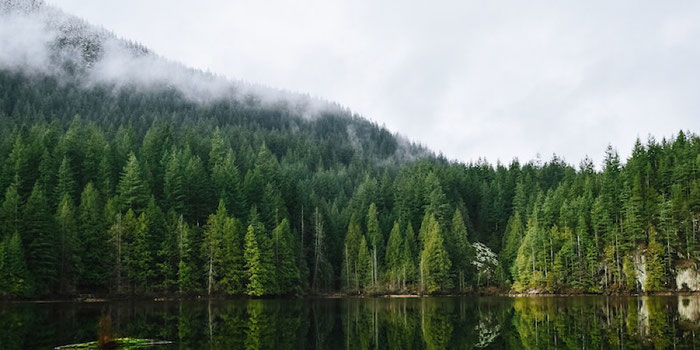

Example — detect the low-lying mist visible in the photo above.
[0,0,430,163]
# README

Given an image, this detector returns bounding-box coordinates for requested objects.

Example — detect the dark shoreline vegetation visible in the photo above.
[1,66,699,300]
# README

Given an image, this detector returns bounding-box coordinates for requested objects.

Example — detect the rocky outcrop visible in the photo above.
[633,249,647,292]
[676,265,700,291]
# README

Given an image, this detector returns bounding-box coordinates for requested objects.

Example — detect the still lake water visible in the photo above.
[2,296,700,349]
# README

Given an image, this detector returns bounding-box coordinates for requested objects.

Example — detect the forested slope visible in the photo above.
[0,0,699,298]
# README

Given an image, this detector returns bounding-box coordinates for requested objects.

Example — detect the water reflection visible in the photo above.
[1,296,700,349]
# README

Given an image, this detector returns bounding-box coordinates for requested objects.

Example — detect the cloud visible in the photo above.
[11,0,700,167]
[0,0,348,122]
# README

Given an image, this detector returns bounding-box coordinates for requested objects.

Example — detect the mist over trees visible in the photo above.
[0,67,698,298]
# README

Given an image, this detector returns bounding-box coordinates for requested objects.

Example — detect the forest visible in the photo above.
[0,66,699,298]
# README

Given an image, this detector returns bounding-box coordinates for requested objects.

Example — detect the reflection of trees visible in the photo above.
[421,298,453,350]
[6,296,700,349]
[508,296,694,350]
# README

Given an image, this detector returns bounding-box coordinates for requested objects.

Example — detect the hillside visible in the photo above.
[1,0,699,298]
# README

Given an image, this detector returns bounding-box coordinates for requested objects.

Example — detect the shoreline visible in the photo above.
[4,290,700,304]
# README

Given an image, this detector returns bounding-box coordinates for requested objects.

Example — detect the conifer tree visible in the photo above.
[163,149,185,214]
[55,193,78,294]
[420,214,452,293]
[0,179,21,236]
[401,223,417,288]
[451,209,474,291]
[109,212,125,294]
[212,149,245,217]
[501,212,524,282]
[342,218,362,291]
[3,231,32,297]
[366,203,383,287]
[55,156,76,204]
[174,215,198,294]
[23,182,56,295]
[117,153,150,213]
[356,235,372,290]
[645,225,665,292]
[272,219,300,294]
[219,214,245,295]
[245,223,264,296]
[77,182,108,290]
[244,208,277,296]
[203,200,227,295]
[385,221,403,289]
[123,210,152,292]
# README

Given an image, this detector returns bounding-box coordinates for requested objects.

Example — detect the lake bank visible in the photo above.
[5,288,700,304]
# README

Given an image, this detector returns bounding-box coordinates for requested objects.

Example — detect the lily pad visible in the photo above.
[55,338,173,349]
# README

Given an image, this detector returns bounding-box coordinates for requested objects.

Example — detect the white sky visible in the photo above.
[48,0,700,166]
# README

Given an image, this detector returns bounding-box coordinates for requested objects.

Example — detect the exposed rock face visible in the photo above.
[633,250,647,292]
[676,266,700,291]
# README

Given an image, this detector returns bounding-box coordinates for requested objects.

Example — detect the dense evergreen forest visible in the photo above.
[1,67,698,298]
[1,0,699,299]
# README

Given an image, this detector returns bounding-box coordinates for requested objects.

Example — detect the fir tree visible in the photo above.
[55,156,76,204]
[203,200,227,295]
[23,182,56,295]
[3,231,33,297]
[117,153,150,213]
[645,225,665,292]
[450,209,474,291]
[219,214,245,295]
[342,218,362,292]
[356,236,372,290]
[272,219,300,294]
[245,223,264,296]
[420,214,452,293]
[0,179,21,236]
[55,193,78,294]
[174,215,198,294]
[385,221,403,290]
[366,203,383,288]
[77,182,108,290]
[401,223,417,288]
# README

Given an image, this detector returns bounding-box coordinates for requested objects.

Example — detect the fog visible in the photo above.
[0,0,341,120]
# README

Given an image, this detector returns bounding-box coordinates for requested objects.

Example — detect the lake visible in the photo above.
[1,295,700,349]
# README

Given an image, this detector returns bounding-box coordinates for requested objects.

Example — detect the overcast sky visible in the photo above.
[48,0,700,167]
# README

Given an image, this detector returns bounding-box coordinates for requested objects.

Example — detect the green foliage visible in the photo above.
[0,180,20,236]
[356,236,372,290]
[174,215,198,294]
[55,193,79,294]
[420,214,452,293]
[77,182,108,290]
[244,223,265,296]
[23,183,56,295]
[117,153,150,213]
[272,219,300,294]
[0,231,33,297]
[0,66,698,297]
[244,208,277,296]
[384,221,403,290]
[645,226,665,292]
[342,218,363,292]
[450,209,474,290]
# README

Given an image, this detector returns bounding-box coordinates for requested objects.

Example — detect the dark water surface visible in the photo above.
[2,295,700,349]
